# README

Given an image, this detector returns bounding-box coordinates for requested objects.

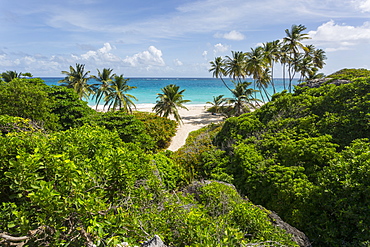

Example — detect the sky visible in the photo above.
[1,0,370,77]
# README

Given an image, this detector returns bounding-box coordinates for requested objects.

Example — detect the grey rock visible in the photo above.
[297,78,351,88]
[141,235,167,247]
[267,211,311,247]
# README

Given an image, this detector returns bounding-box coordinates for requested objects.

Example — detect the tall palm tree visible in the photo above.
[283,24,310,57]
[92,68,115,110]
[59,64,93,100]
[209,57,232,92]
[283,24,311,92]
[224,51,247,83]
[153,84,191,124]
[279,44,290,90]
[263,40,281,94]
[104,74,137,113]
[245,46,270,102]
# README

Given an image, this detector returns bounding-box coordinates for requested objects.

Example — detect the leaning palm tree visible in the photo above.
[153,84,191,124]
[209,57,232,92]
[92,68,116,110]
[59,64,93,100]
[104,74,137,113]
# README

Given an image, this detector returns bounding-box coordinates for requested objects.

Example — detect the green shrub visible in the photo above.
[81,111,156,152]
[47,86,95,130]
[0,79,58,130]
[133,111,177,151]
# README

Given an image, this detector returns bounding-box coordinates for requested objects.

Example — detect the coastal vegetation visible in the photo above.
[178,68,370,246]
[0,73,300,246]
[1,66,370,246]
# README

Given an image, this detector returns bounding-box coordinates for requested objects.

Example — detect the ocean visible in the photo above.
[41,77,298,108]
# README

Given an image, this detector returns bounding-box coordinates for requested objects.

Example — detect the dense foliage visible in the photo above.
[0,78,58,130]
[0,76,298,246]
[80,111,156,151]
[46,86,96,130]
[327,68,370,80]
[0,126,297,246]
[133,111,177,151]
[179,69,370,246]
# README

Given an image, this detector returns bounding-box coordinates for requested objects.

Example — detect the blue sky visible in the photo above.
[1,0,370,77]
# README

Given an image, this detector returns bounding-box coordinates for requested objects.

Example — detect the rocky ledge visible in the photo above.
[297,78,351,88]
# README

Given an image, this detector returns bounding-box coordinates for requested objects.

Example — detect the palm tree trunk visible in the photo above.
[282,63,286,90]
[271,63,276,94]
[220,77,233,92]
[262,86,271,102]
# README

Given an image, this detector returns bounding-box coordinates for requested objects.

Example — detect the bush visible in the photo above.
[47,86,95,130]
[133,111,177,151]
[0,79,58,130]
[81,111,156,152]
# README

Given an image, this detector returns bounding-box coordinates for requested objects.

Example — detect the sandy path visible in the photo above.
[137,106,224,151]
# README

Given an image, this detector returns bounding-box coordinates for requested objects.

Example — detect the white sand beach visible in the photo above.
[136,105,224,151]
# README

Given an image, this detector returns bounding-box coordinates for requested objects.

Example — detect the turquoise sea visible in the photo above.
[41,77,298,107]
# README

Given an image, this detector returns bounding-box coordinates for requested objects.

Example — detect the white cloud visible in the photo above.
[202,50,208,60]
[213,43,230,54]
[173,59,183,66]
[123,46,165,67]
[308,20,370,51]
[352,0,370,12]
[78,43,121,63]
[214,30,245,41]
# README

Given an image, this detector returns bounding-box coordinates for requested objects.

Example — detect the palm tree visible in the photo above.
[153,84,191,124]
[283,24,310,57]
[263,40,281,94]
[92,68,116,110]
[59,64,93,100]
[226,81,260,117]
[312,48,327,70]
[224,51,247,83]
[245,46,270,102]
[104,75,137,113]
[279,44,290,90]
[209,57,232,92]
[298,55,314,82]
[206,95,226,115]
[1,71,22,82]
[283,24,311,92]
